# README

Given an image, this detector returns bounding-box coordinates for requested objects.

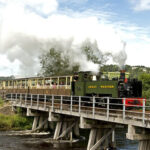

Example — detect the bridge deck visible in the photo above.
[7,93,150,128]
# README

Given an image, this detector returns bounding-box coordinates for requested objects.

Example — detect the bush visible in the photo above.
[139,74,150,99]
[0,114,33,130]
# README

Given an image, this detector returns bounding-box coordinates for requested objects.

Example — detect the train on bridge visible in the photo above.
[0,70,144,107]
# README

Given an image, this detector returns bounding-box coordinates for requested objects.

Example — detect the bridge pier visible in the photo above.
[48,112,79,141]
[27,108,49,132]
[127,125,150,150]
[32,116,39,130]
[80,117,116,150]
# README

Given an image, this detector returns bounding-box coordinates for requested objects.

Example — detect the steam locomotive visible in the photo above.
[0,70,144,107]
[72,70,143,107]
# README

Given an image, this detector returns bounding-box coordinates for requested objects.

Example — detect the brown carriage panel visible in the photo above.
[12,89,17,93]
[43,89,46,94]
[37,89,44,95]
[48,89,52,95]
[24,89,28,93]
[32,89,38,94]
[19,89,22,93]
[21,89,27,93]
[18,89,24,93]
[16,89,20,93]
[51,89,58,95]
[15,89,19,93]
[29,89,37,94]
[7,89,11,93]
[65,89,71,96]
[12,89,16,93]
[5,89,8,94]
[19,89,24,93]
[43,89,50,95]
[57,89,66,95]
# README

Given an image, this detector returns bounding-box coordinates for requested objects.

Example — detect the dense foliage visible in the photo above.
[138,74,150,99]
[0,114,32,130]
[0,76,15,81]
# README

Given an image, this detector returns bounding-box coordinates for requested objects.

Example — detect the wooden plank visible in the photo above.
[90,127,115,150]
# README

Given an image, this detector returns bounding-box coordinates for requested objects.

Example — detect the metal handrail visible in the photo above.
[6,93,150,127]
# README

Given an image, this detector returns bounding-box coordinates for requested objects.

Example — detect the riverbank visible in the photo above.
[0,113,32,131]
[0,98,32,131]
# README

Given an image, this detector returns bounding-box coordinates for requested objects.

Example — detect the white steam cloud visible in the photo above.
[0,0,127,76]
[112,41,127,69]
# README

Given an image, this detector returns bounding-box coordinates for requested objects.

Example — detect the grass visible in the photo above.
[0,114,33,131]
[0,97,33,131]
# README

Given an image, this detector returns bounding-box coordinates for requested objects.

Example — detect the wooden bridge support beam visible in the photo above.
[53,122,62,140]
[138,140,150,150]
[127,125,150,150]
[87,127,115,150]
[80,117,116,150]
[87,129,97,150]
[53,121,77,141]
[74,122,80,137]
[27,108,49,132]
[49,112,80,141]
[32,116,39,130]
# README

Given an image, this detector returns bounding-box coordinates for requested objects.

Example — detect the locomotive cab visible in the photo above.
[118,70,142,98]
[72,71,92,96]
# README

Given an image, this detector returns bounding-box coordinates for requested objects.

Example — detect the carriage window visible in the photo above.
[22,80,25,86]
[6,81,8,86]
[17,81,21,86]
[38,79,43,85]
[45,79,50,85]
[10,81,13,86]
[13,81,16,86]
[59,78,65,85]
[67,77,71,85]
[25,80,28,86]
[31,80,35,86]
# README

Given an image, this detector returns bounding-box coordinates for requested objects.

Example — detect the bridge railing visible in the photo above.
[6,93,150,127]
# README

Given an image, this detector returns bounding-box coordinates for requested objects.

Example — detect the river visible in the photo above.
[0,128,138,150]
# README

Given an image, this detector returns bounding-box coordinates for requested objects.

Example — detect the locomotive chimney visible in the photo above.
[120,70,125,80]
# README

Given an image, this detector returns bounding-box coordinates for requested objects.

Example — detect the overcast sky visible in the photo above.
[0,0,150,76]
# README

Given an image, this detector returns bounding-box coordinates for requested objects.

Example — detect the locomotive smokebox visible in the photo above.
[120,70,125,80]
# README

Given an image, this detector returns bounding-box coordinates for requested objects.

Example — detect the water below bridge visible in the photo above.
[0,128,138,150]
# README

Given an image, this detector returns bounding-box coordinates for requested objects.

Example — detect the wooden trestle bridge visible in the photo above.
[5,93,150,150]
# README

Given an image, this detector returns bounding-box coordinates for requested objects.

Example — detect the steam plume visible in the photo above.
[0,0,127,76]
[112,41,127,69]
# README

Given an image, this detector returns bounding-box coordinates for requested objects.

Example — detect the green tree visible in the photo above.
[81,40,109,69]
[39,48,79,76]
[139,73,150,98]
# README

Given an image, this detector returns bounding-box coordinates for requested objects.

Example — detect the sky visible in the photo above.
[0,0,150,77]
